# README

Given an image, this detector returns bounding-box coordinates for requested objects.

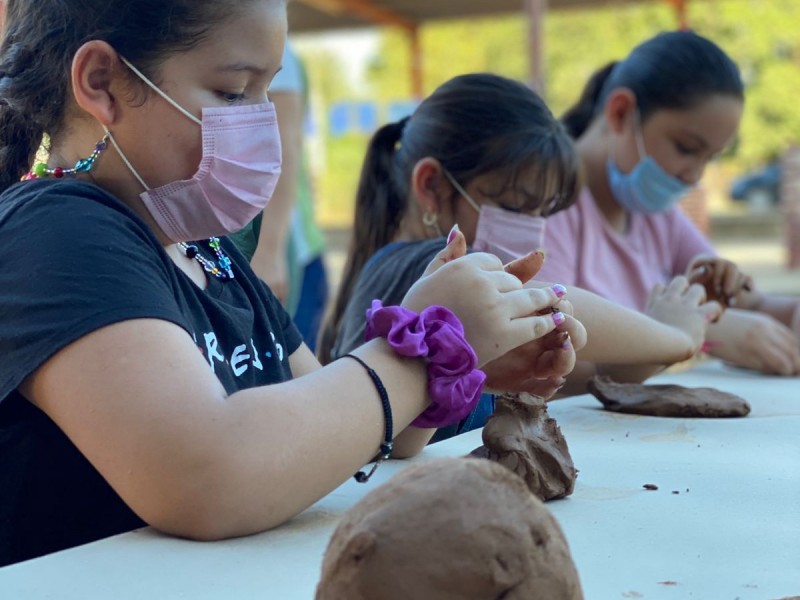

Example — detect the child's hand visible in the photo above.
[481,249,586,398]
[403,230,570,366]
[482,316,586,399]
[687,256,753,308]
[646,276,722,355]
[706,310,800,375]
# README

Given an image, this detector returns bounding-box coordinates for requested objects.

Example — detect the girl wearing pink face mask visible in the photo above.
[0,1,581,566]
[321,73,723,419]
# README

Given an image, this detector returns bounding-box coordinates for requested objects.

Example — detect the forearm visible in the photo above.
[147,340,429,540]
[108,340,427,539]
[751,294,798,328]
[553,286,694,364]
[392,426,436,458]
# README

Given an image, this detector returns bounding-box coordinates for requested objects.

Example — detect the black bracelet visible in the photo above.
[343,353,393,483]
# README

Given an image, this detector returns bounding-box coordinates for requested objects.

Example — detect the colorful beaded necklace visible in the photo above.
[23,137,235,281]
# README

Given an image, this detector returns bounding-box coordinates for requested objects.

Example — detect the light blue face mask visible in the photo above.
[607,111,692,214]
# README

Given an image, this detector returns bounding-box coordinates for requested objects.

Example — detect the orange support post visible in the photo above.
[664,0,690,29]
[408,26,423,100]
[525,0,548,95]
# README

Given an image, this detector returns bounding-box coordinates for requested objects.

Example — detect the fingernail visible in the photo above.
[552,311,566,326]
[561,332,572,350]
[552,284,567,299]
[447,224,460,245]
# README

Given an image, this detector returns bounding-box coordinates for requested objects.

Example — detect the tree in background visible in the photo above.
[300,0,800,225]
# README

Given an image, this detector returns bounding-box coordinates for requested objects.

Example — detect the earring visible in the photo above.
[24,136,109,180]
[422,211,444,237]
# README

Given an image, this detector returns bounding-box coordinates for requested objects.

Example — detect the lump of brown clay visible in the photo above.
[587,375,751,418]
[315,458,583,600]
[471,392,577,501]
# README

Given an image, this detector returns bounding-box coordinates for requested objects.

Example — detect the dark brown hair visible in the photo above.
[561,30,744,139]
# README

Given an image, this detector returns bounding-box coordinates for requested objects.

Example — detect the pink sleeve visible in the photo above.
[670,208,716,275]
[537,210,581,286]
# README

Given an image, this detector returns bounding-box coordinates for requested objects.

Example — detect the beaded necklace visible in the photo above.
[178,238,234,281]
[23,136,235,281]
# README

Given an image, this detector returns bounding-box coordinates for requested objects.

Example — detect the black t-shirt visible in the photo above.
[0,179,303,566]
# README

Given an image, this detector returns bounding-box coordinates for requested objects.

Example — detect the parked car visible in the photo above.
[730,162,782,210]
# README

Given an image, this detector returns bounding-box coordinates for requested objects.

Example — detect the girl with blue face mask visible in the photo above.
[537,30,800,377]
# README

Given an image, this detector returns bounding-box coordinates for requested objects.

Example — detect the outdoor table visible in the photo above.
[1,360,798,599]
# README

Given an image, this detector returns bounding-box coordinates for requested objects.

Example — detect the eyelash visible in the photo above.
[219,91,246,104]
[676,142,698,156]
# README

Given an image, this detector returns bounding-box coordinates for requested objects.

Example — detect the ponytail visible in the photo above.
[560,61,617,139]
[317,117,409,364]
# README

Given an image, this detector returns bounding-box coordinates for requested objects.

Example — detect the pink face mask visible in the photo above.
[443,170,546,264]
[104,56,282,243]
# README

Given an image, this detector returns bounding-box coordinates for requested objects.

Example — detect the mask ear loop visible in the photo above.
[118,55,203,126]
[633,106,648,160]
[102,125,151,191]
[442,169,481,213]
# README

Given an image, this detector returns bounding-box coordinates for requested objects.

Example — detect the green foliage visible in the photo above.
[304,0,800,224]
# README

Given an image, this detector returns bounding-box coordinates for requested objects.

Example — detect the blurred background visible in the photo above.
[285,0,800,295]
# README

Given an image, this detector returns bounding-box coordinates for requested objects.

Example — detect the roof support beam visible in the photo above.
[296,0,417,31]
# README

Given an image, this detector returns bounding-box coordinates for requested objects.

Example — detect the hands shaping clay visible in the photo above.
[315,457,583,600]
[587,375,751,418]
[471,392,577,501]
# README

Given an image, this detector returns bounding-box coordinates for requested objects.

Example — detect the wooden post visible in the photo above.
[409,25,423,100]
[525,0,547,96]
[665,0,690,29]
[781,146,800,269]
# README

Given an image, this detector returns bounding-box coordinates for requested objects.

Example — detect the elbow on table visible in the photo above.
[142,492,296,542]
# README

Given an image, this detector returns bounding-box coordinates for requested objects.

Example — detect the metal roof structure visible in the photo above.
[288,0,685,33]
[288,0,689,95]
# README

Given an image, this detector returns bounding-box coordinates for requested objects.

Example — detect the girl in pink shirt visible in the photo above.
[539,31,800,376]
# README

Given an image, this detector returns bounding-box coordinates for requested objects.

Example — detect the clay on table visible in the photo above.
[316,457,583,600]
[470,391,577,501]
[587,375,751,418]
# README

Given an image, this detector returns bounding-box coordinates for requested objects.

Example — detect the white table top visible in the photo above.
[2,360,799,599]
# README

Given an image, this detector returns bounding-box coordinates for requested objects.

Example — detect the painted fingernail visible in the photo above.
[562,332,572,350]
[552,284,567,298]
[552,311,566,326]
[447,224,460,245]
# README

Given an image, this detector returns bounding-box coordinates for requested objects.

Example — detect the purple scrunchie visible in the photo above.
[365,300,486,428]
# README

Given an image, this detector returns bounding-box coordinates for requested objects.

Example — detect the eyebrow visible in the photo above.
[215,62,272,77]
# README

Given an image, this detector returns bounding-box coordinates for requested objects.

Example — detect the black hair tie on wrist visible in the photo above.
[343,353,393,483]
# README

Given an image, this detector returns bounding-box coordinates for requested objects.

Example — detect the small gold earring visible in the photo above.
[422,211,438,227]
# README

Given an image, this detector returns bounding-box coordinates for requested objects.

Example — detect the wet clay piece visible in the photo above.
[471,392,577,501]
[587,376,751,418]
[316,458,583,600]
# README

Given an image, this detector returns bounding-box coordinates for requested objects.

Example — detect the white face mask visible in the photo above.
[443,170,547,264]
